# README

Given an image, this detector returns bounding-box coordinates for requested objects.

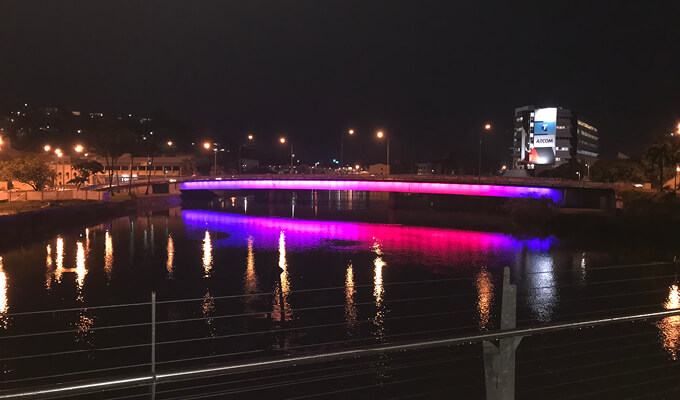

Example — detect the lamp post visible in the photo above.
[280,137,293,173]
[479,124,492,182]
[376,131,389,168]
[239,134,254,174]
[341,129,355,168]
[203,142,217,176]
[675,166,679,192]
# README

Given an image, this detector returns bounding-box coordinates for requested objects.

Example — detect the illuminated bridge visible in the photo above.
[179,175,616,207]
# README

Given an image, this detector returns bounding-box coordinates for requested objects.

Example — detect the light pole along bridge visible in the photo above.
[179,174,616,208]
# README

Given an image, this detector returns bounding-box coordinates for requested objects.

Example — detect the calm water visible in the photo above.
[1,193,680,398]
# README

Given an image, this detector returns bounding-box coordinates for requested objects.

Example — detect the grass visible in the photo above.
[0,200,99,214]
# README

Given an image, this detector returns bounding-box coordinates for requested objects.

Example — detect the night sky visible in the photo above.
[1,1,680,165]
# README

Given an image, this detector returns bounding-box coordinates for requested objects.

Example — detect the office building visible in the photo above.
[512,105,599,171]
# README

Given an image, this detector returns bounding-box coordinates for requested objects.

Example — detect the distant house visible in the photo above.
[369,164,390,175]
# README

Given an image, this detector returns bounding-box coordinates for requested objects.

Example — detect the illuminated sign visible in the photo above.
[530,107,557,164]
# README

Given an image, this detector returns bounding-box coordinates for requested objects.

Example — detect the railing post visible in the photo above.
[483,267,522,400]
[150,291,156,400]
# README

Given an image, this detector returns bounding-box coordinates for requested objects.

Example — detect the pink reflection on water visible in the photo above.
[182,210,554,266]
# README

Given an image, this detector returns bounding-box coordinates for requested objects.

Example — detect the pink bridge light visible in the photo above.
[180,179,562,203]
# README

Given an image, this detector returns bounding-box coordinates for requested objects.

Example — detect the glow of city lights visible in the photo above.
[181,179,563,203]
[74,144,84,153]
[355,164,360,170]
[44,145,51,152]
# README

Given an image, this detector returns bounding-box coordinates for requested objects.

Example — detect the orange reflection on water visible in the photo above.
[657,284,680,360]
[202,230,213,278]
[104,231,113,280]
[166,234,175,278]
[202,290,216,336]
[345,263,358,331]
[45,244,53,289]
[476,267,494,330]
[273,231,292,322]
[75,241,87,294]
[55,236,64,283]
[243,237,259,312]
[0,257,8,329]
[373,243,387,341]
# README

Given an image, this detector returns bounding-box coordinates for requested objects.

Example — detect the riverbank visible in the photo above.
[0,194,180,252]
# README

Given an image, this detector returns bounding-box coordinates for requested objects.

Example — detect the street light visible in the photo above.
[279,137,293,172]
[479,124,492,182]
[203,142,218,176]
[74,144,84,153]
[44,145,51,152]
[340,129,355,168]
[376,131,389,169]
[167,141,173,146]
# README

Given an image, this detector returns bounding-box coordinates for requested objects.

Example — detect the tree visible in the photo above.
[68,160,104,189]
[643,136,678,190]
[0,154,56,190]
[180,157,198,176]
[537,159,586,180]
[590,159,647,182]
[91,126,136,193]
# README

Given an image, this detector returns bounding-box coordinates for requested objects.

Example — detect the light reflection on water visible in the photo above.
[373,242,387,341]
[657,284,680,360]
[166,234,175,278]
[476,267,494,330]
[202,230,212,278]
[0,257,8,330]
[104,231,113,280]
[345,263,358,332]
[75,241,87,296]
[272,231,292,323]
[243,236,259,312]
[525,253,558,323]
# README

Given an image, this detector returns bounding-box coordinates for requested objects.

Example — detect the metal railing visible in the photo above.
[1,262,680,399]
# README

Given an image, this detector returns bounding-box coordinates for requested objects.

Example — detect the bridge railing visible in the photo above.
[184,173,614,190]
[0,263,678,399]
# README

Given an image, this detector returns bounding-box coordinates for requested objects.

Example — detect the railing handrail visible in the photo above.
[2,306,679,399]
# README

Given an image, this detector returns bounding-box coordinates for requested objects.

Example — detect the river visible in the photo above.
[1,192,679,398]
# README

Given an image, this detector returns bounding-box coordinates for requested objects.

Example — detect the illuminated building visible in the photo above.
[512,105,599,171]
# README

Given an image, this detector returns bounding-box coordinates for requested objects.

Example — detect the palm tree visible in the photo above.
[643,136,677,190]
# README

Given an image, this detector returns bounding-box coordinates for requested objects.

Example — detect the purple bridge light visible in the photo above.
[180,178,563,203]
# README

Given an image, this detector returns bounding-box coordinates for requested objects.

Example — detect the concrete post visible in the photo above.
[483,267,522,400]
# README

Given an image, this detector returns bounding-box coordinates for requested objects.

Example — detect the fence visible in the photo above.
[0,190,108,202]
[1,264,680,399]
